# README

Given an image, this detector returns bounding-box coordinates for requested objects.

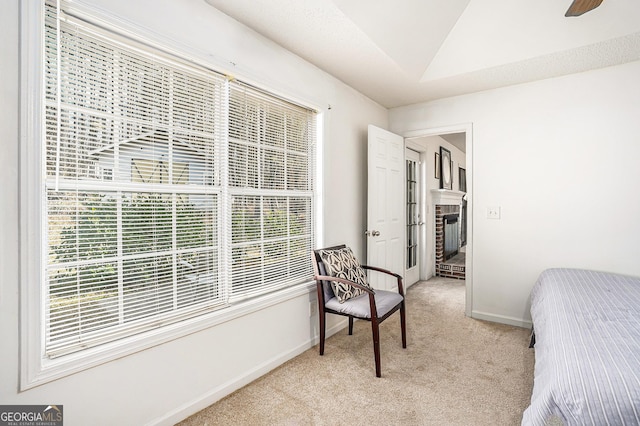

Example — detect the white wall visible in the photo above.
[390,60,640,326]
[0,1,386,424]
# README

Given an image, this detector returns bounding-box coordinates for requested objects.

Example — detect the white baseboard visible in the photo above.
[149,320,347,426]
[471,310,532,329]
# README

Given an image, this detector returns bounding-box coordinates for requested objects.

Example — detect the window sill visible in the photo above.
[22,281,315,391]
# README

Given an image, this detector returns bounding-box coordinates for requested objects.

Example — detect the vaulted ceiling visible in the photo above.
[204,0,640,108]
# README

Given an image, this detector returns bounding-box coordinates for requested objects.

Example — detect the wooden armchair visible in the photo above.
[312,245,406,377]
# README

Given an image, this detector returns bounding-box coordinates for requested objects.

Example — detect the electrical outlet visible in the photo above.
[486,206,501,220]
[309,301,317,317]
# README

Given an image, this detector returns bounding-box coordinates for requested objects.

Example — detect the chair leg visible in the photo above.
[319,310,326,356]
[400,301,407,348]
[371,320,381,377]
[348,317,354,335]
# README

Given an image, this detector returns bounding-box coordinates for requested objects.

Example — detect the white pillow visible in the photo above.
[318,247,373,303]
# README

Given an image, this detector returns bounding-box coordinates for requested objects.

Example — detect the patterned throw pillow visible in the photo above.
[318,247,373,303]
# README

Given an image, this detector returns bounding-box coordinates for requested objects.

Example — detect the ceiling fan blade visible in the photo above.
[565,0,604,17]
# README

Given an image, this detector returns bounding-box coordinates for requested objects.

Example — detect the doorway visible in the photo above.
[404,124,472,318]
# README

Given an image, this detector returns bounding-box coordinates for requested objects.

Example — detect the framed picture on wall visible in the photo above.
[459,167,467,192]
[439,147,452,190]
[434,152,440,179]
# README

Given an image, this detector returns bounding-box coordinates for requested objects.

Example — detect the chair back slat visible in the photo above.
[316,259,335,303]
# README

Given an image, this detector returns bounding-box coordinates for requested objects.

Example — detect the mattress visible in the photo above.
[522,268,640,425]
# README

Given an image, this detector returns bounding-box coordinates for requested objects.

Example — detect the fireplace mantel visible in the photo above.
[431,189,465,206]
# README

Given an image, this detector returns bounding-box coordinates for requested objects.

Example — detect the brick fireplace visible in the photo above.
[432,190,466,280]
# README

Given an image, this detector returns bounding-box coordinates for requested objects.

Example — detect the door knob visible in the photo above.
[372,230,380,237]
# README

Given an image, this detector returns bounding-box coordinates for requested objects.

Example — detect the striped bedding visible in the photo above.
[522,268,640,425]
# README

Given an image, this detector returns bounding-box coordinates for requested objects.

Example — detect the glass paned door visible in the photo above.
[406,154,419,270]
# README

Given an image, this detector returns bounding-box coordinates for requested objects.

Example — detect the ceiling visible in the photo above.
[204,0,640,108]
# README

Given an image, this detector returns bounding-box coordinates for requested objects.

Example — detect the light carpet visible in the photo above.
[178,277,534,425]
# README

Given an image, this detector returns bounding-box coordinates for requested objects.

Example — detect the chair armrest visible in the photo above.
[314,275,376,295]
[361,265,402,279]
[360,265,405,296]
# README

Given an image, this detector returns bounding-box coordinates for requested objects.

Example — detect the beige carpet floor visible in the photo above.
[178,277,535,426]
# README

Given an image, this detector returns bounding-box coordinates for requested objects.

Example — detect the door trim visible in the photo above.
[403,123,473,318]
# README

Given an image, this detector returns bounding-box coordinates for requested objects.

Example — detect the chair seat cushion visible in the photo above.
[325,290,403,319]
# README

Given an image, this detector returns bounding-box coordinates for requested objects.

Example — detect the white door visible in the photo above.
[367,125,404,291]
[405,148,421,286]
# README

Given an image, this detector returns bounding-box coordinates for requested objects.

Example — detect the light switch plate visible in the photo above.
[487,206,501,219]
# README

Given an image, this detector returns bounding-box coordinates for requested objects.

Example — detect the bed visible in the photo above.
[522,268,640,425]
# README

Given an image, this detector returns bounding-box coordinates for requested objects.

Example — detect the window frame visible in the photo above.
[20,1,321,390]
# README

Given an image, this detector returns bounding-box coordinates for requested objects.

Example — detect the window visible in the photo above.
[131,159,189,185]
[37,0,316,362]
[227,84,315,301]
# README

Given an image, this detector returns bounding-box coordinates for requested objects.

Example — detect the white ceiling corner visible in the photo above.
[332,0,471,79]
[204,0,640,108]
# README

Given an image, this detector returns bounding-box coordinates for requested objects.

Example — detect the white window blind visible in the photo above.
[43,0,316,358]
[228,83,316,301]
